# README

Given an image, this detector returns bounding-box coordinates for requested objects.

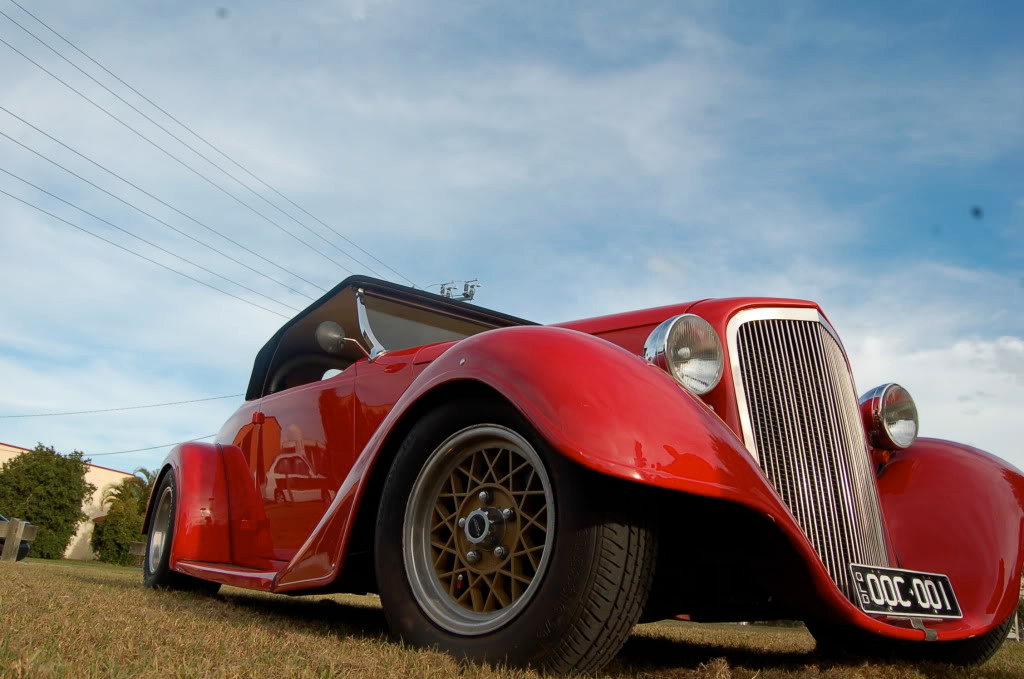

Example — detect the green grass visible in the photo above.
[1,559,1021,678]
[22,557,138,571]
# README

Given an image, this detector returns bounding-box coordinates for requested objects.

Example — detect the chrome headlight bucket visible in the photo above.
[859,383,919,449]
[643,314,724,395]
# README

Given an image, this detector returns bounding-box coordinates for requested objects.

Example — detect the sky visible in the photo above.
[0,0,1021,475]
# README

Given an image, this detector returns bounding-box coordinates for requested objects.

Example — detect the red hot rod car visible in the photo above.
[142,276,1024,673]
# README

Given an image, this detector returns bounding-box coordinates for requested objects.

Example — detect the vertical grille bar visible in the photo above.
[735,316,888,601]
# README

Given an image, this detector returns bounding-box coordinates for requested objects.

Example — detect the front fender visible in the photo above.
[276,326,793,589]
[413,327,783,511]
[879,438,1024,635]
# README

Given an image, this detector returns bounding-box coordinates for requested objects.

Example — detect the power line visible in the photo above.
[89,435,215,457]
[0,394,243,418]
[0,31,358,278]
[0,187,290,318]
[0,105,324,297]
[4,0,418,287]
[0,126,313,306]
[0,6,384,280]
[0,164,301,313]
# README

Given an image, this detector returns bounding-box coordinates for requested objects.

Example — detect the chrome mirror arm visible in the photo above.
[356,288,388,361]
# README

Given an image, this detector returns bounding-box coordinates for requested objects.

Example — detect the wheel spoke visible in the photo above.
[431,507,458,533]
[496,460,531,486]
[517,505,548,533]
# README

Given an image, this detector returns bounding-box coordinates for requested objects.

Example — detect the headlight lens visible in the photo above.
[643,314,724,395]
[859,383,919,449]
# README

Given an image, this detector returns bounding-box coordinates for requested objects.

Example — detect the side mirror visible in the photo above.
[316,321,369,359]
[316,321,348,355]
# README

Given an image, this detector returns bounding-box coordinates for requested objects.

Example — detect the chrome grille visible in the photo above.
[732,312,888,600]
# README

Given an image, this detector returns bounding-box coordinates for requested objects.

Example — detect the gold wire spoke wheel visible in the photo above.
[404,424,555,635]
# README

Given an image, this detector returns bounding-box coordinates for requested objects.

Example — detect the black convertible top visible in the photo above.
[245,276,534,400]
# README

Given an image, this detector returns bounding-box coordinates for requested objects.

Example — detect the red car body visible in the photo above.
[144,276,1024,666]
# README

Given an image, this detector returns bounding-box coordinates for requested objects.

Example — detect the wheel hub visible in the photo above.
[463,507,506,547]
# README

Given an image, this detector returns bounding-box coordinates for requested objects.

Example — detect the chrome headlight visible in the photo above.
[643,314,724,395]
[859,383,919,449]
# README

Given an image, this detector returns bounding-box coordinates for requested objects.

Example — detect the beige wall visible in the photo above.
[0,442,133,560]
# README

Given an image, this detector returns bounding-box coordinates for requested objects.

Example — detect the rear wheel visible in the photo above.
[810,615,1012,666]
[143,472,221,595]
[375,399,657,674]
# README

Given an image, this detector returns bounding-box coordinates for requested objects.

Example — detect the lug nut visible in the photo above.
[494,546,508,559]
[501,508,514,520]
[458,517,466,528]
[478,490,492,504]
[466,551,480,564]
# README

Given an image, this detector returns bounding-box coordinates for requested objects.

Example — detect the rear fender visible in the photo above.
[143,441,273,569]
[878,438,1024,635]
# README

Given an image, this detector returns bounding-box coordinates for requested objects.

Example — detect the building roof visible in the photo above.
[0,441,132,475]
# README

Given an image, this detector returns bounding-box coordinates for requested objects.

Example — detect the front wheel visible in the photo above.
[375,400,657,674]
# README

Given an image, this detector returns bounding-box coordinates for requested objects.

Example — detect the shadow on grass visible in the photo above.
[217,590,390,640]
[53,567,998,678]
[610,633,991,679]
[610,632,817,675]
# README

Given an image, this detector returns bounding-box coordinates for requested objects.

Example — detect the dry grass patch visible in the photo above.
[0,560,1020,679]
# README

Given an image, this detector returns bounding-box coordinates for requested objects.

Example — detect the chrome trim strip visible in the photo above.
[356,288,388,361]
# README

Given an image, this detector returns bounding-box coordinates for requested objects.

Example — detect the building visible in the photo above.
[0,442,134,560]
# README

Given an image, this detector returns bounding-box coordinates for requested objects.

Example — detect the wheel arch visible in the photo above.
[342,378,520,585]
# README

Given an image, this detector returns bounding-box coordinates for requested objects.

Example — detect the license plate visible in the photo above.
[849,564,962,619]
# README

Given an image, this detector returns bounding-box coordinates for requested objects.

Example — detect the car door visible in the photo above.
[251,367,356,562]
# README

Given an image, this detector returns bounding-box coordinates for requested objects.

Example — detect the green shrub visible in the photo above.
[90,498,144,566]
[0,444,96,558]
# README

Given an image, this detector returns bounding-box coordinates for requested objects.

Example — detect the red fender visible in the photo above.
[145,441,274,571]
[878,438,1024,635]
[272,326,1020,641]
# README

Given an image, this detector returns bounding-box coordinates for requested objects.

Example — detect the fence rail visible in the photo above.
[0,518,37,561]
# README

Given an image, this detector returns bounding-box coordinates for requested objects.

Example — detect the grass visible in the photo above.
[0,559,1021,679]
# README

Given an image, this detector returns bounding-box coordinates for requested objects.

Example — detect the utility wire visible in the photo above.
[0,394,243,418]
[0,128,312,305]
[0,31,357,278]
[0,6,381,279]
[0,188,290,318]
[0,106,323,297]
[89,435,215,457]
[0,164,301,313]
[4,0,417,287]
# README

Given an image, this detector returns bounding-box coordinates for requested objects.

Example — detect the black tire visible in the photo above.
[143,472,221,596]
[374,399,657,674]
[810,615,1012,666]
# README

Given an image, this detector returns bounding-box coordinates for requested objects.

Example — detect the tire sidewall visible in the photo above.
[143,472,177,588]
[375,400,607,665]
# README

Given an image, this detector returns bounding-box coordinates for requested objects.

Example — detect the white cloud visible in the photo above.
[0,0,1021,475]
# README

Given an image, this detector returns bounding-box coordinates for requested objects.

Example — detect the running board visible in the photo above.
[174,560,278,591]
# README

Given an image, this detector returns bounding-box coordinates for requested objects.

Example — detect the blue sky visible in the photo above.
[0,0,1021,473]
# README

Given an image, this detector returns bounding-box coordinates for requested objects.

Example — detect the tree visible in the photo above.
[0,444,96,558]
[90,469,157,565]
[90,496,144,566]
[100,467,158,515]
